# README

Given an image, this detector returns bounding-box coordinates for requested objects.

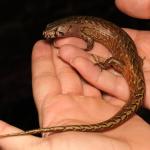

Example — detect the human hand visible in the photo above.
[115,0,150,19]
[54,0,150,109]
[55,29,150,110]
[0,39,150,149]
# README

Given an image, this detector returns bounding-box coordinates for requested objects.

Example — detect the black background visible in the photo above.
[0,0,149,131]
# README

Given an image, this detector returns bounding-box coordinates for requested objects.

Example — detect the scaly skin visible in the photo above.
[0,16,145,137]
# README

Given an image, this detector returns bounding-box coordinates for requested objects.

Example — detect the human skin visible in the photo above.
[115,0,150,19]
[0,0,150,149]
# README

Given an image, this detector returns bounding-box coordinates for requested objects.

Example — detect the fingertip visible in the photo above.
[0,120,22,135]
[115,0,150,19]
[32,40,52,60]
[0,120,39,149]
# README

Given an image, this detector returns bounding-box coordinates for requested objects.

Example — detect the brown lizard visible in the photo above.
[0,16,145,137]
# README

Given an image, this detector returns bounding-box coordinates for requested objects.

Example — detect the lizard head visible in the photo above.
[43,24,68,39]
[43,18,81,40]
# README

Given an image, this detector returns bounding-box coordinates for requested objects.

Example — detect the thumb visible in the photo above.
[115,0,150,19]
[0,120,39,150]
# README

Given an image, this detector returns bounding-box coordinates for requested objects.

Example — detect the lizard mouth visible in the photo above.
[43,30,49,39]
[43,30,55,39]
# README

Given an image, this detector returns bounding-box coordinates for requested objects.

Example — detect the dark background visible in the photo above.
[0,0,149,131]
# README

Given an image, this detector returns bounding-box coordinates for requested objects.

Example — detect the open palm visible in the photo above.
[0,38,150,150]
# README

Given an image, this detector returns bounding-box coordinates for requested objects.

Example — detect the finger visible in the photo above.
[55,38,100,96]
[124,28,150,59]
[124,29,150,71]
[0,120,39,150]
[71,57,129,101]
[83,82,101,97]
[32,40,62,126]
[54,37,87,49]
[55,37,111,58]
[32,41,85,127]
[123,29,145,60]
[53,48,83,95]
[58,45,129,101]
[115,0,150,19]
[32,40,61,111]
[124,29,150,109]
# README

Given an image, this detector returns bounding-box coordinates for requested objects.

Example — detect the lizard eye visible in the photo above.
[57,31,65,36]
